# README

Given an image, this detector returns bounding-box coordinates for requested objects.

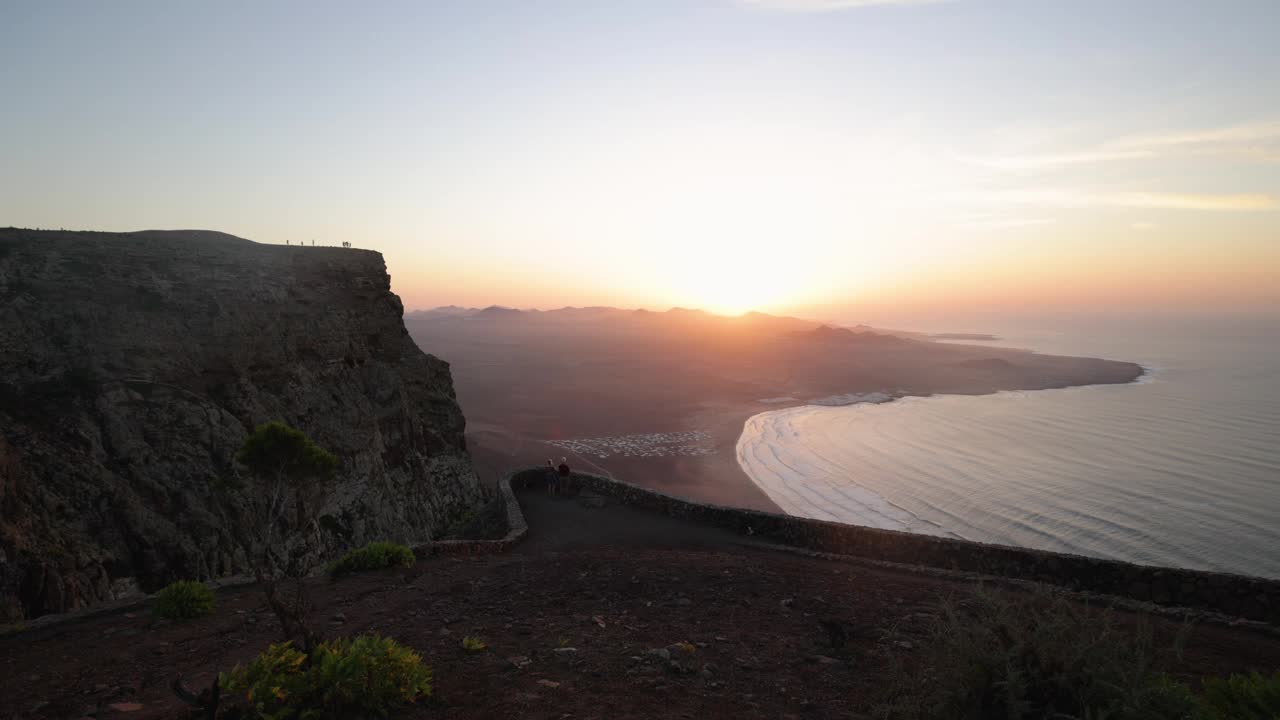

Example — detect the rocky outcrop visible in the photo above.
[0,228,486,620]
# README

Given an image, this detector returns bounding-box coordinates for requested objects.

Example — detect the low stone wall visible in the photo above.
[509,468,1280,624]
[14,482,530,633]
[412,471,528,556]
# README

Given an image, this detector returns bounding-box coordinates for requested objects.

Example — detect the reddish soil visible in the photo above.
[3,491,1278,720]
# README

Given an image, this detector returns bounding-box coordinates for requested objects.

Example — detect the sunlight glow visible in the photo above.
[3,2,1278,320]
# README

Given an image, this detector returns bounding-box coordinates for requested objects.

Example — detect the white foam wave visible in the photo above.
[808,391,896,407]
[734,351,1280,579]
[736,406,956,537]
[1134,363,1161,385]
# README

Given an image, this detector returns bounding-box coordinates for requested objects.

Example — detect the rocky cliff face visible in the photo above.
[0,228,486,620]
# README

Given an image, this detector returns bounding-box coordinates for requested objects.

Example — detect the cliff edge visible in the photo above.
[0,228,485,620]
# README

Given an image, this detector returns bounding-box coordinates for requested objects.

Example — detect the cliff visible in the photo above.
[0,228,485,620]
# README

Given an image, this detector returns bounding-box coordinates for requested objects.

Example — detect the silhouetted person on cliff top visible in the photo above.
[558,457,572,495]
[545,458,558,496]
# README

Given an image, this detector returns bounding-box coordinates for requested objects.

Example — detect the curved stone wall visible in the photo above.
[509,468,1280,624]
[413,470,528,556]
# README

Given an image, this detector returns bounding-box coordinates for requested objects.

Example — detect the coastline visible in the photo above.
[618,367,1148,520]
[615,399,784,513]
[500,360,1148,521]
[732,364,1153,530]
[723,356,1280,579]
[464,400,786,513]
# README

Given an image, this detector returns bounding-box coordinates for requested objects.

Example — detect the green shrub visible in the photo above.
[461,636,487,652]
[875,587,1197,720]
[327,542,415,578]
[220,634,432,719]
[1194,671,1280,719]
[153,580,216,621]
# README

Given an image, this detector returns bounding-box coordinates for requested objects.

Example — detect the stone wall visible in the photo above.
[509,469,1280,624]
[414,468,528,557]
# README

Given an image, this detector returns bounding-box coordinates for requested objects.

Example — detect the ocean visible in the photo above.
[735,319,1280,579]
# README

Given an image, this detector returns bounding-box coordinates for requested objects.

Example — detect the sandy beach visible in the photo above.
[467,398,782,512]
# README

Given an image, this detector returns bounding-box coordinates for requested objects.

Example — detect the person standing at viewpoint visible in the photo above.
[557,457,572,495]
[545,458,558,495]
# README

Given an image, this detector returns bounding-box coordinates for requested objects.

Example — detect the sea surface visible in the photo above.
[736,319,1280,578]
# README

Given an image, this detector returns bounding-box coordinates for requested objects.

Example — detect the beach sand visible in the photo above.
[467,399,782,512]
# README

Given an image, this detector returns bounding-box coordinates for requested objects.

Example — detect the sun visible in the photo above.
[697,277,768,316]
[666,250,805,316]
[642,190,829,316]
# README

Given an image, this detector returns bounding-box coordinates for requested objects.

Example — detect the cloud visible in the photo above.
[1106,121,1280,151]
[957,216,1055,230]
[959,149,1152,172]
[949,188,1277,212]
[945,189,1093,209]
[1105,192,1278,211]
[737,0,946,11]
[964,120,1280,172]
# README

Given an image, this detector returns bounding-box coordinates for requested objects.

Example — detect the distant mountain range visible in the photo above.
[406,305,901,340]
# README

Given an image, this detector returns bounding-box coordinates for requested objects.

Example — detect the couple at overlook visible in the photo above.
[545,457,573,495]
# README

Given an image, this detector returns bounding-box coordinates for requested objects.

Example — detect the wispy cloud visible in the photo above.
[737,0,946,11]
[946,189,1092,209]
[1106,121,1280,151]
[963,120,1280,172]
[958,149,1152,172]
[949,189,1278,212]
[1105,192,1278,211]
[955,216,1055,230]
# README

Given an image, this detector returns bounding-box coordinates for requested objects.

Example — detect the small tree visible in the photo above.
[235,421,337,651]
[177,422,339,715]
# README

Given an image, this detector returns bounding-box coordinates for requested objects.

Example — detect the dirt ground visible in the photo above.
[3,490,1278,720]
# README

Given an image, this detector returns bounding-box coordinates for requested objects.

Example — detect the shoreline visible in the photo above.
[522,362,1154,521]
[462,345,1147,523]
[718,361,1280,580]
[732,364,1155,527]
[615,369,1148,517]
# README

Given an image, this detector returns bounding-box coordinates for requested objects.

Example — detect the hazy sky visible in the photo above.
[3,0,1278,324]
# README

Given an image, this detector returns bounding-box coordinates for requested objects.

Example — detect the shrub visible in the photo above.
[874,587,1196,720]
[1194,671,1280,719]
[154,580,216,621]
[220,634,432,719]
[236,422,338,486]
[461,636,487,652]
[233,421,338,649]
[328,542,415,578]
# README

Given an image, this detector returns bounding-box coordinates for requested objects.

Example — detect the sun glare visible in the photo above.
[697,280,761,316]
[666,248,810,316]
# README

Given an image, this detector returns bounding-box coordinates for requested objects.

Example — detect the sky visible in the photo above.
[3,0,1278,327]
